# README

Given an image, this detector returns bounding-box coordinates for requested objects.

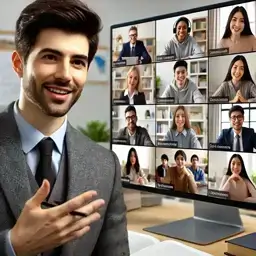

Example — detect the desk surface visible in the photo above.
[126,200,256,256]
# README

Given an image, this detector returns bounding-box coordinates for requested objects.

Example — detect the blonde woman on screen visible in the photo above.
[219,154,256,203]
[163,106,202,149]
[119,66,146,105]
[162,150,197,194]
[218,6,256,54]
[212,55,256,102]
[121,147,148,185]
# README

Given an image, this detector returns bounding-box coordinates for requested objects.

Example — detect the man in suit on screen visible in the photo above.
[0,0,129,255]
[117,26,152,64]
[216,105,256,153]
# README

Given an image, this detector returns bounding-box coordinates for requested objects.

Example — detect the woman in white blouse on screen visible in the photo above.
[119,66,146,105]
[121,147,148,185]
[219,153,256,203]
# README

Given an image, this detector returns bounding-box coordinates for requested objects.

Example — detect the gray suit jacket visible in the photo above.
[0,102,130,256]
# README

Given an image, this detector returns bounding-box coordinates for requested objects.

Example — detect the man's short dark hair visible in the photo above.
[125,105,136,115]
[173,60,188,72]
[191,154,199,162]
[229,105,244,117]
[129,26,137,33]
[161,154,168,161]
[15,0,102,67]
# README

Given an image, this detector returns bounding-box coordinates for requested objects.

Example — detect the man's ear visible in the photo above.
[12,51,23,78]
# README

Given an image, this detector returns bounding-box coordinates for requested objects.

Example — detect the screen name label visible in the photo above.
[113,60,126,67]
[209,143,231,151]
[208,189,229,200]
[209,48,229,56]
[156,183,174,190]
[157,140,178,148]
[156,97,175,104]
[156,55,175,62]
[209,97,229,103]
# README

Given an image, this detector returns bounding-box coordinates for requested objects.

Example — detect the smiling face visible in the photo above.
[230,110,244,131]
[176,21,188,42]
[174,66,187,87]
[175,108,185,130]
[231,157,242,175]
[175,154,185,169]
[230,11,245,36]
[231,60,244,82]
[12,28,89,117]
[127,70,139,91]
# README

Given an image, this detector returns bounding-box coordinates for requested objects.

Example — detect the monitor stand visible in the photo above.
[143,200,244,245]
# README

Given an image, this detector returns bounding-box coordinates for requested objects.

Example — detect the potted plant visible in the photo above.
[78,120,110,149]
[155,75,161,98]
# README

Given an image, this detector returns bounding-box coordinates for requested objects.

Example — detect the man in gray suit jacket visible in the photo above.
[0,0,129,255]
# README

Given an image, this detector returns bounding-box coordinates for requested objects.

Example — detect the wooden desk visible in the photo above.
[126,200,256,256]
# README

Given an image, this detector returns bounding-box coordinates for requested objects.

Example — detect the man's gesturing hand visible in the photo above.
[10,179,105,256]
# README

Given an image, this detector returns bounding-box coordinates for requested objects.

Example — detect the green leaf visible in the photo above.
[77,120,110,142]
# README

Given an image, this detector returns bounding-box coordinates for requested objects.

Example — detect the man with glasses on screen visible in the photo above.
[116,105,154,146]
[117,26,152,64]
[216,105,256,153]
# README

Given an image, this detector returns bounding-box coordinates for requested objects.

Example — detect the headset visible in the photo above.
[173,16,191,34]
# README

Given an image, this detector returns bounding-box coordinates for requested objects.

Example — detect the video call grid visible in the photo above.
[110,1,256,204]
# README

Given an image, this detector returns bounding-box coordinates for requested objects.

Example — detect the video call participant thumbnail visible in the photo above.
[218,6,256,54]
[117,26,152,64]
[121,147,148,185]
[161,105,202,149]
[155,154,169,183]
[160,150,197,194]
[118,66,146,105]
[219,154,256,203]
[114,105,154,146]
[188,154,206,187]
[161,60,205,103]
[211,55,256,103]
[163,17,203,59]
[215,105,256,153]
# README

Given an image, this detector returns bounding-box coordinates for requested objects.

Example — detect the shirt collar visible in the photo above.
[233,129,242,138]
[124,88,138,97]
[175,129,187,137]
[13,101,67,154]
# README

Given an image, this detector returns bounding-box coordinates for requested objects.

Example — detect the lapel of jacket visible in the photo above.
[0,102,37,220]
[63,123,97,253]
[229,129,234,146]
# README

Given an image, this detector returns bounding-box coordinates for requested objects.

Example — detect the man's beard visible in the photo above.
[23,76,82,117]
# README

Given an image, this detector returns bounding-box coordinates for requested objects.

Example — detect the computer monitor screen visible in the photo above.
[110,0,256,211]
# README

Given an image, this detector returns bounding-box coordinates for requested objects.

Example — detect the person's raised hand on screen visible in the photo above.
[10,179,105,256]
[228,173,242,182]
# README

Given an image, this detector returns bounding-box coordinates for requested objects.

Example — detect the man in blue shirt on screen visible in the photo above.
[188,154,206,186]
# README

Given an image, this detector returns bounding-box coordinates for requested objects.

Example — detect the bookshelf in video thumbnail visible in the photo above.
[111,0,256,205]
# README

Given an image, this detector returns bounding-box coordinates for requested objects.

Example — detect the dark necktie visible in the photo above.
[235,135,240,152]
[130,46,135,56]
[35,138,56,199]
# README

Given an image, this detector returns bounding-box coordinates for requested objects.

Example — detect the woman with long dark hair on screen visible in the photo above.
[121,147,148,185]
[218,6,256,54]
[119,65,146,105]
[219,154,256,203]
[212,55,256,102]
[163,106,202,149]
[162,150,197,193]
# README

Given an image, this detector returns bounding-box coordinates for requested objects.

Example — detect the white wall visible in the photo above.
[0,0,232,130]
[208,151,256,187]
[209,52,256,95]
[156,148,207,166]
[112,145,156,174]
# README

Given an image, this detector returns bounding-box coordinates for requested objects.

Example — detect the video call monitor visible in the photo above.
[110,0,256,245]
